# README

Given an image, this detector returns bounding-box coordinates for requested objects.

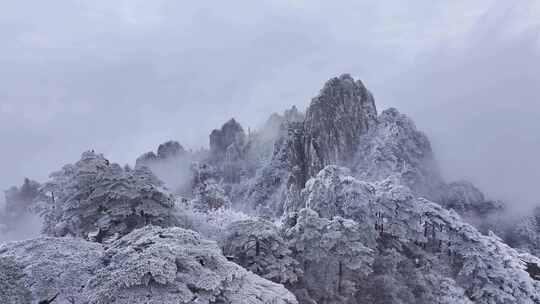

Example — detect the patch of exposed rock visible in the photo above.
[135,140,186,168]
[210,118,246,160]
[303,74,378,177]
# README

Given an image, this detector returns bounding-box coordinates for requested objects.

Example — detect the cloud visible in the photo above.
[0,213,42,243]
[0,0,538,213]
[376,1,540,209]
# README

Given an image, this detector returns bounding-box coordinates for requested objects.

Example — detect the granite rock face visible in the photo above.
[241,75,380,215]
[208,119,250,183]
[210,118,246,160]
[303,74,378,177]
[157,140,186,159]
[135,140,186,168]
[135,151,159,167]
[437,181,503,215]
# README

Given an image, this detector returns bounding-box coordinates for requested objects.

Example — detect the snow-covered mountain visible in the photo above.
[1,74,539,304]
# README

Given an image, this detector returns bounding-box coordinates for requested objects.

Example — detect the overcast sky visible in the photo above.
[1,1,539,208]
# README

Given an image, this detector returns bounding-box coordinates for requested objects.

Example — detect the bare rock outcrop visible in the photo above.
[303,74,378,177]
[135,140,186,168]
[209,118,246,160]
[157,140,186,159]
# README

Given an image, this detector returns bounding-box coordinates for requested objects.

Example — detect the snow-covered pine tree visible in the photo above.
[37,151,178,242]
[222,219,302,284]
[283,208,374,303]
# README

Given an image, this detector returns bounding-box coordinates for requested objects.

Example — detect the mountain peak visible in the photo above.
[303,74,378,177]
[209,118,246,158]
[157,141,186,159]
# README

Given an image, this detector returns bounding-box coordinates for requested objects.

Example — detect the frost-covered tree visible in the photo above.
[448,230,540,303]
[356,249,417,304]
[0,256,32,304]
[190,162,231,212]
[84,225,298,304]
[174,200,252,239]
[222,219,302,284]
[376,184,540,304]
[0,237,103,304]
[283,208,374,303]
[38,151,178,242]
[356,248,473,304]
[350,106,503,233]
[353,107,442,199]
[3,73,540,304]
[429,277,474,304]
[504,206,540,256]
[288,165,540,303]
[0,226,298,304]
[192,179,231,212]
[370,178,540,303]
[299,166,376,231]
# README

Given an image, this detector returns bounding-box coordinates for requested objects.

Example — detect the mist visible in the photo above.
[0,213,42,243]
[0,0,539,217]
[144,156,198,195]
[376,1,540,211]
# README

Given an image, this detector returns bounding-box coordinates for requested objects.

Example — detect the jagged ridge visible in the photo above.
[1,73,538,304]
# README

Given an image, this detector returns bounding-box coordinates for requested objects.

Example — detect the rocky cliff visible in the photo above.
[5,73,536,304]
[303,74,378,177]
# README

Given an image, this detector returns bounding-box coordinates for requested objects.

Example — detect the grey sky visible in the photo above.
[1,1,539,208]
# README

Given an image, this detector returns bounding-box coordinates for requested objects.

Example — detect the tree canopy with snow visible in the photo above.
[2,74,540,304]
[37,151,178,242]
